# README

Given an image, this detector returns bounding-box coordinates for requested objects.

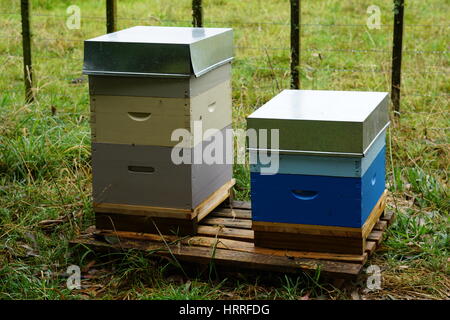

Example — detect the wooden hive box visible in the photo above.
[90,124,235,236]
[89,79,232,147]
[246,89,390,254]
[88,63,231,99]
[92,126,233,210]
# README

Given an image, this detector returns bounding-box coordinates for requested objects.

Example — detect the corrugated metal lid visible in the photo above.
[83,26,234,78]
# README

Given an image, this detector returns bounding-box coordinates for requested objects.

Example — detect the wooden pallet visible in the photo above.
[71,200,395,279]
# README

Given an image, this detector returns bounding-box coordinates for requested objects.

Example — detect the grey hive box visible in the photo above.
[92,126,234,235]
[92,126,233,210]
[247,90,390,157]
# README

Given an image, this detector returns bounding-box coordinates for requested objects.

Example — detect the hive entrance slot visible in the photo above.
[128,165,155,174]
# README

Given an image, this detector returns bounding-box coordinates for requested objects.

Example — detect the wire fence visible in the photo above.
[1,0,449,118]
[1,10,450,28]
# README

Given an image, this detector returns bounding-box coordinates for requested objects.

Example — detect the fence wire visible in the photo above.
[0,5,448,111]
[1,11,449,28]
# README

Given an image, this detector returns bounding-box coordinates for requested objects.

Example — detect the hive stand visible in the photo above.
[71,193,395,279]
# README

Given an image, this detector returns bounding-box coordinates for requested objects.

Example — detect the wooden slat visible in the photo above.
[254,230,365,255]
[201,217,252,229]
[365,240,377,254]
[195,179,235,222]
[95,213,197,236]
[361,190,387,238]
[94,202,193,219]
[71,236,362,278]
[374,220,387,232]
[382,210,395,226]
[209,208,252,220]
[243,244,365,264]
[367,230,383,242]
[230,201,251,210]
[197,225,254,242]
[97,229,367,264]
[252,221,362,238]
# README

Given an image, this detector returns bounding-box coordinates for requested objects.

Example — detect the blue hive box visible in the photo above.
[250,146,386,228]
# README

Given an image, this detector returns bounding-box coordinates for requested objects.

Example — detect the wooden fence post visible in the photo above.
[290,0,300,89]
[192,0,203,27]
[391,0,404,116]
[20,0,33,103]
[106,0,117,33]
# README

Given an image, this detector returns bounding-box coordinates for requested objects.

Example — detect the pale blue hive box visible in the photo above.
[250,128,386,178]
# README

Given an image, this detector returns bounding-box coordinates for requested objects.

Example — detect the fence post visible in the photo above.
[106,0,117,33]
[192,0,203,27]
[20,0,33,103]
[391,0,404,116]
[290,0,300,89]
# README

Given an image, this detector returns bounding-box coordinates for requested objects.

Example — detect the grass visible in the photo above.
[0,0,449,300]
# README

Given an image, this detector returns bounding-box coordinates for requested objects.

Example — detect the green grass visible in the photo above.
[0,0,449,300]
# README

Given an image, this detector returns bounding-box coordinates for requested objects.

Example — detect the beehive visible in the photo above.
[83,26,235,235]
[247,90,390,254]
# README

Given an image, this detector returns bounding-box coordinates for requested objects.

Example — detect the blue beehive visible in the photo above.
[246,90,390,254]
